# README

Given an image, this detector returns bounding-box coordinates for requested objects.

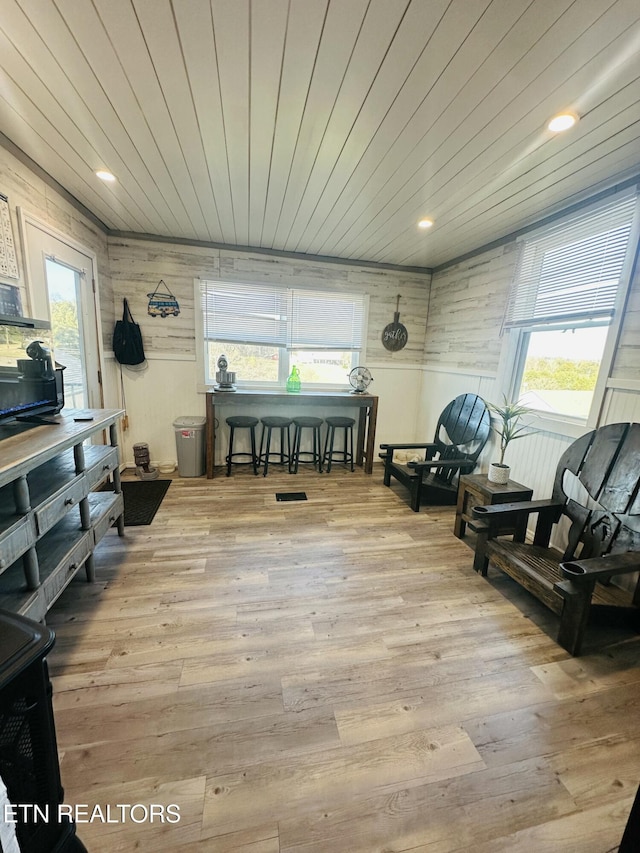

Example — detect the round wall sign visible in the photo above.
[382,295,408,351]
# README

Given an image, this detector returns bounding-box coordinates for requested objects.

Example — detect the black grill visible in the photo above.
[0,610,87,852]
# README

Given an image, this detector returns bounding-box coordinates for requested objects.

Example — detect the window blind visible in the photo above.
[200,280,288,347]
[199,280,365,351]
[504,189,638,328]
[288,288,364,351]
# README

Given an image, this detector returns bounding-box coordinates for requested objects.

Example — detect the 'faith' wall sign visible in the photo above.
[382,295,408,351]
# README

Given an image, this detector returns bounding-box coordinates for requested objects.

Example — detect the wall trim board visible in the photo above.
[366,361,425,371]
[0,133,108,233]
[606,378,640,392]
[104,351,196,363]
[4,136,637,284]
[112,232,432,276]
[1,136,431,276]
[431,173,640,274]
[423,364,497,378]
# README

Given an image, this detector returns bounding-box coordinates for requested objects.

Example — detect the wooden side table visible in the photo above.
[454,473,533,540]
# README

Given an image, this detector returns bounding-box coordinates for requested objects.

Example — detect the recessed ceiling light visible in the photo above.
[547,113,578,133]
[96,170,116,182]
[417,218,434,229]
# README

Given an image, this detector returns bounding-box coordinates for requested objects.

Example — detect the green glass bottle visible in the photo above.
[286,365,301,393]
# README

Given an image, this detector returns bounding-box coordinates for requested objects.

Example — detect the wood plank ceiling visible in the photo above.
[0,0,639,270]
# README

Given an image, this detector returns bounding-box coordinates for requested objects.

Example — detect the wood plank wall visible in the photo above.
[105,237,433,464]
[0,143,114,343]
[423,242,520,374]
[107,237,432,363]
[425,227,640,406]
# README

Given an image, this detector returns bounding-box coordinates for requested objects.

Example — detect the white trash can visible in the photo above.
[173,416,206,477]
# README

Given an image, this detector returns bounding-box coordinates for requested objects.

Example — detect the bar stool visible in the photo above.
[225,415,259,476]
[290,416,324,473]
[258,416,292,476]
[323,416,355,472]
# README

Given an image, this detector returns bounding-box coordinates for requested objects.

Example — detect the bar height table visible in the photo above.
[205,390,378,478]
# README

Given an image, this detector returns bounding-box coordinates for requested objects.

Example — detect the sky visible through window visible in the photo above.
[526,325,608,359]
[45,259,86,407]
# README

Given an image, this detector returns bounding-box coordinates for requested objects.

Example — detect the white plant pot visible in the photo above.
[488,462,510,484]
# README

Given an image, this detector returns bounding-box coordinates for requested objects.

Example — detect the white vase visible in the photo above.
[488,462,510,484]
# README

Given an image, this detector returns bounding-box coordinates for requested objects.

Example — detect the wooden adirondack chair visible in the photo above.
[472,422,640,655]
[380,393,491,512]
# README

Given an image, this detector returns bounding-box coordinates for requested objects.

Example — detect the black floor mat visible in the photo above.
[118,479,171,525]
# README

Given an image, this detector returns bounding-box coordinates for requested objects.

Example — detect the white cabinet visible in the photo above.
[0,409,124,620]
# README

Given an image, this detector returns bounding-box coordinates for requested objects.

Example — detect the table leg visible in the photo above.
[454,486,467,538]
[364,397,378,474]
[109,422,125,536]
[206,393,215,479]
[356,408,366,468]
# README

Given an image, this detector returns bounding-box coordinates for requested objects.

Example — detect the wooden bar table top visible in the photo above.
[205,390,378,478]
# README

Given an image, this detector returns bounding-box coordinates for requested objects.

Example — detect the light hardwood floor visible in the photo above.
[46,466,640,852]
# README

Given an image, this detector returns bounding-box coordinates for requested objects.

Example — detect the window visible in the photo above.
[503,189,639,420]
[198,280,366,388]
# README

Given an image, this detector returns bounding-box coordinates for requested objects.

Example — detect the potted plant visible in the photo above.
[487,397,536,484]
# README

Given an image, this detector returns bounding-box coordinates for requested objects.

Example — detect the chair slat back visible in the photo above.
[603,424,640,513]
[579,422,630,507]
[432,394,491,484]
[552,423,640,561]
[436,394,491,457]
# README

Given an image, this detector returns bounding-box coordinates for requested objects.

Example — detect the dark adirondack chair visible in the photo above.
[380,393,491,512]
[472,422,640,655]
[620,781,640,853]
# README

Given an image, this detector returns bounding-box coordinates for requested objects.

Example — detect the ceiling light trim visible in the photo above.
[547,112,579,132]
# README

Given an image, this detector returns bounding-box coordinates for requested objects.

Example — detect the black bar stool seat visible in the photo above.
[259,416,293,476]
[323,416,355,472]
[225,415,259,476]
[291,416,324,473]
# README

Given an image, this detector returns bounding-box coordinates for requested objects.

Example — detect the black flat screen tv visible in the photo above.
[0,364,65,423]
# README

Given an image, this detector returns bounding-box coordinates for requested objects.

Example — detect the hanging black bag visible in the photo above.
[113,298,146,366]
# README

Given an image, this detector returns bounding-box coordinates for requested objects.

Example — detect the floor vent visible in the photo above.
[275,492,308,502]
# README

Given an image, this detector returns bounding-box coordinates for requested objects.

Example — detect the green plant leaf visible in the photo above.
[485,395,537,464]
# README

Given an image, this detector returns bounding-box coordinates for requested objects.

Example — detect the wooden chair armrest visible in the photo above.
[473,499,563,547]
[472,499,563,521]
[380,441,438,489]
[407,457,473,472]
[560,551,640,583]
[379,442,438,452]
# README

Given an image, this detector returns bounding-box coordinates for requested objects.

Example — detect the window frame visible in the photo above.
[503,320,613,433]
[195,279,369,391]
[497,188,640,435]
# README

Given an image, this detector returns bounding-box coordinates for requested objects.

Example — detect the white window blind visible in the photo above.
[504,189,638,328]
[199,280,365,351]
[200,280,287,347]
[288,288,364,350]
